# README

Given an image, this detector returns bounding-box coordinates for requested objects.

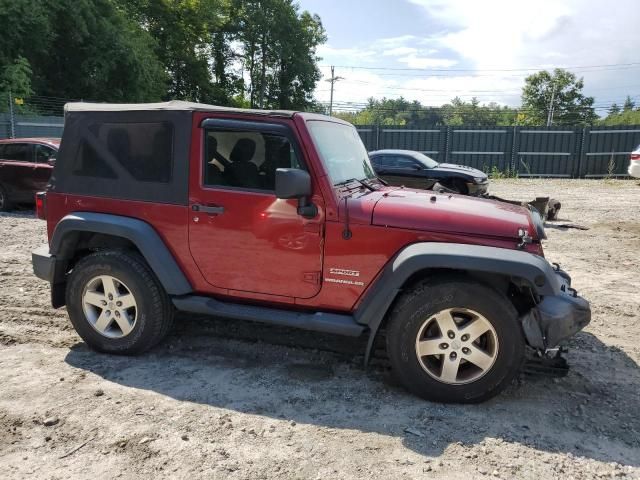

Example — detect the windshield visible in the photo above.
[413,152,439,169]
[307,120,376,185]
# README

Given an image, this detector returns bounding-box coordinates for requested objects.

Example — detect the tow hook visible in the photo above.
[517,228,533,249]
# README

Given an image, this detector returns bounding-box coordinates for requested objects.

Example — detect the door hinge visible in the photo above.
[303,271,321,285]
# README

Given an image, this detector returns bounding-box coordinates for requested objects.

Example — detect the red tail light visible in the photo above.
[631,153,640,161]
[35,192,46,220]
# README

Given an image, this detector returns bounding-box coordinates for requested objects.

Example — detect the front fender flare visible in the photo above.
[355,242,559,363]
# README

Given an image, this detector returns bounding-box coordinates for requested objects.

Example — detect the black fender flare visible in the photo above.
[50,212,192,295]
[355,242,561,364]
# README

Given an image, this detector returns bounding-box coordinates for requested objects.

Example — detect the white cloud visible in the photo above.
[397,55,458,69]
[314,0,640,109]
[316,44,377,61]
[382,47,418,57]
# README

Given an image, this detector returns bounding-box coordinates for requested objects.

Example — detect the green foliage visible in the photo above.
[623,95,636,111]
[0,0,167,104]
[520,69,597,126]
[0,57,33,98]
[116,0,225,102]
[234,0,326,110]
[483,165,518,179]
[0,57,35,114]
[599,108,640,126]
[334,97,518,127]
[0,0,326,109]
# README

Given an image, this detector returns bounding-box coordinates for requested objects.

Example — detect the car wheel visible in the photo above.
[66,250,174,354]
[386,276,525,403]
[0,184,13,212]
[446,179,469,195]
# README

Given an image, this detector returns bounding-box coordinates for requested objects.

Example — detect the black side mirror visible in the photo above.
[275,168,317,218]
[275,168,311,198]
[47,158,56,166]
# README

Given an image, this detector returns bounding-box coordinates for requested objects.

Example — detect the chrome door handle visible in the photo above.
[192,204,225,215]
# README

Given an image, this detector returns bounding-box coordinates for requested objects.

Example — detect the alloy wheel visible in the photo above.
[415,308,499,385]
[81,275,138,338]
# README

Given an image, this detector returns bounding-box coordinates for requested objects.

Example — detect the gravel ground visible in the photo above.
[1,179,639,479]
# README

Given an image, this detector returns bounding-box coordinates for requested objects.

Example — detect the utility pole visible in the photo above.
[546,82,557,127]
[326,66,343,116]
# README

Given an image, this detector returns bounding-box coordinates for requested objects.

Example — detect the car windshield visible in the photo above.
[413,152,439,169]
[307,120,376,185]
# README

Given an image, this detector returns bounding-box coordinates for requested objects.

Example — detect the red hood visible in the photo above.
[371,189,534,240]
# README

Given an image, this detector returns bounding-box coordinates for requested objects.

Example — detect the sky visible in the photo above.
[297,0,640,114]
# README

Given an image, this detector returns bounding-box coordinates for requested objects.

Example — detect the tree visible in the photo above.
[333,97,517,127]
[0,57,33,99]
[623,95,636,111]
[521,69,597,126]
[235,0,325,110]
[600,109,640,126]
[115,0,226,103]
[0,0,167,105]
[608,103,621,116]
[0,0,327,109]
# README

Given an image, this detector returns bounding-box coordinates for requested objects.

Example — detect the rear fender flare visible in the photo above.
[50,212,192,295]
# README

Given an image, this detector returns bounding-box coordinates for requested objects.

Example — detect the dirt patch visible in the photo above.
[1,179,639,479]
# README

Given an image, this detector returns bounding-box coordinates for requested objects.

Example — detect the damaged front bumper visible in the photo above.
[520,268,591,350]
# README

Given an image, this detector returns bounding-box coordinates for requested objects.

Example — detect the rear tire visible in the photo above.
[386,276,525,403]
[66,250,173,354]
[0,184,13,212]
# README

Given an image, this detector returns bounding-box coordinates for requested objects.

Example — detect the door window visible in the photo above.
[373,155,397,168]
[35,144,56,163]
[2,143,32,162]
[393,156,421,169]
[203,130,301,191]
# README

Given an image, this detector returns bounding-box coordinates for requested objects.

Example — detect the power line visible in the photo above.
[318,62,640,73]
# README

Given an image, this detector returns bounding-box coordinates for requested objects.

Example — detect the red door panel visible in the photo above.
[189,189,324,298]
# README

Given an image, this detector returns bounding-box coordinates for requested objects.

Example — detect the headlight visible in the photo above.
[473,177,486,183]
[529,208,547,240]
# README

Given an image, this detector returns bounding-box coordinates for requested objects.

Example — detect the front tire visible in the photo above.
[386,276,525,403]
[66,250,173,354]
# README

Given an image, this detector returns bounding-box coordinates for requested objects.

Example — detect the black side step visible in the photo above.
[172,296,366,337]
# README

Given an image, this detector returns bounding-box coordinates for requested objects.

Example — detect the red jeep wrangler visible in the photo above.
[32,101,590,403]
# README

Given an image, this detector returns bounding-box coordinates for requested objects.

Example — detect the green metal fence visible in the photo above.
[1,109,638,177]
[357,124,640,177]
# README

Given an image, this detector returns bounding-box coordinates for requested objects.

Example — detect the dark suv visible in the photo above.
[0,138,59,211]
[31,101,590,403]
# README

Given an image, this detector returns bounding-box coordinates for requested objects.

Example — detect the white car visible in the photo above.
[629,143,640,178]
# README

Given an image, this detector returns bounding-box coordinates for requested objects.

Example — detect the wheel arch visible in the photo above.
[50,212,192,300]
[355,242,559,363]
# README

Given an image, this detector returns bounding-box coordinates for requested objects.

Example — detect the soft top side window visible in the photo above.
[72,122,174,183]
